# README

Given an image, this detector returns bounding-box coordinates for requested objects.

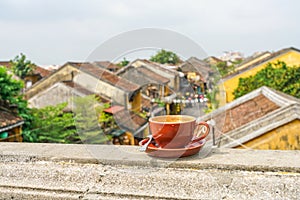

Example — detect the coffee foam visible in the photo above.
[150,115,195,123]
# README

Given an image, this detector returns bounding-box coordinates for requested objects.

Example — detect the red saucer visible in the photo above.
[139,138,206,158]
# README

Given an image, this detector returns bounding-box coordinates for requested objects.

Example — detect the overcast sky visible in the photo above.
[0,0,299,65]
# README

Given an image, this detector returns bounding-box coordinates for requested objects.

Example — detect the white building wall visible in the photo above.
[28,83,80,109]
[73,72,127,106]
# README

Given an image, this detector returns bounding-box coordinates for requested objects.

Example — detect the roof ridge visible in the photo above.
[221,103,300,148]
[78,62,140,92]
[261,86,300,105]
[235,51,271,68]
[223,47,300,80]
[136,66,170,84]
[25,61,76,93]
[199,86,299,122]
[137,59,180,75]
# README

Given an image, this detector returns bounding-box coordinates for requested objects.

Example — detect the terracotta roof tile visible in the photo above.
[0,61,50,78]
[216,94,279,133]
[104,105,124,114]
[117,66,170,86]
[34,66,51,77]
[0,109,23,128]
[181,57,213,72]
[94,61,121,72]
[180,57,214,81]
[113,109,147,132]
[199,86,300,147]
[69,62,140,92]
[137,66,170,84]
[0,61,11,68]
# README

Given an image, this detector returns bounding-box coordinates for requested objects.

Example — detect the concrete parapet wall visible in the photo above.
[0,143,299,199]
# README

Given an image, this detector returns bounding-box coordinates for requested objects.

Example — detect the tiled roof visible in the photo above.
[34,66,51,77]
[62,81,110,103]
[94,61,121,72]
[62,81,94,96]
[133,59,180,76]
[137,66,170,84]
[0,61,11,68]
[104,105,124,114]
[141,96,152,108]
[113,109,147,133]
[117,66,170,86]
[69,62,140,92]
[199,86,300,147]
[204,56,223,64]
[0,109,24,131]
[180,57,214,81]
[0,61,50,78]
[223,47,300,80]
[181,57,213,71]
[218,94,279,133]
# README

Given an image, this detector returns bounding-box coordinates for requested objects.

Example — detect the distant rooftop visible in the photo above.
[199,86,300,148]
[132,59,181,76]
[223,47,300,80]
[0,108,24,132]
[94,61,121,72]
[117,65,170,86]
[68,62,140,92]
[0,61,51,78]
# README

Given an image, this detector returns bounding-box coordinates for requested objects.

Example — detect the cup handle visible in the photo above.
[192,121,210,143]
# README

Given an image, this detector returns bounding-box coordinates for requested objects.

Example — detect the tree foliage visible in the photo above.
[10,53,36,79]
[0,67,24,102]
[204,65,222,113]
[233,61,300,99]
[26,95,115,144]
[0,66,33,140]
[73,95,113,144]
[215,61,235,77]
[150,49,181,65]
[117,58,130,67]
[29,103,78,143]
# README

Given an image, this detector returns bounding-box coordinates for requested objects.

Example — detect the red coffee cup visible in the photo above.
[149,115,210,149]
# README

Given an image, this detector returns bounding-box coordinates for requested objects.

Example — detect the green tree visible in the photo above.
[117,58,130,67]
[150,49,181,65]
[0,66,33,141]
[204,66,222,113]
[215,61,235,77]
[98,103,116,129]
[73,95,113,144]
[233,61,300,99]
[0,66,24,103]
[10,53,36,79]
[29,103,78,143]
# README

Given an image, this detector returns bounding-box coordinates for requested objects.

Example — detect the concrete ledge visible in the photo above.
[1,142,300,172]
[1,143,300,199]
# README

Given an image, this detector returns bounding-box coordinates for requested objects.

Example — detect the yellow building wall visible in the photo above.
[131,91,141,112]
[236,119,300,150]
[221,50,300,104]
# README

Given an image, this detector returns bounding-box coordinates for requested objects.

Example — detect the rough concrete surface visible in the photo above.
[0,142,299,199]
